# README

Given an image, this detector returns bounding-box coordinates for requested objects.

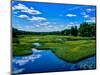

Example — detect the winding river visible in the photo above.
[12,43,96,74]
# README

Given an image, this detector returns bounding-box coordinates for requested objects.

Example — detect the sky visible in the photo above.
[12,1,96,32]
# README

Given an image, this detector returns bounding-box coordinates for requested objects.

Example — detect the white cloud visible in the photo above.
[32,21,50,28]
[39,22,50,26]
[68,6,81,11]
[13,11,18,14]
[17,15,47,22]
[65,22,80,29]
[66,14,77,17]
[18,15,29,18]
[69,22,74,25]
[21,7,41,15]
[12,3,42,15]
[25,26,35,29]
[60,25,65,28]
[53,26,59,29]
[46,25,67,32]
[81,12,89,18]
[35,25,40,27]
[83,15,89,18]
[13,25,23,30]
[13,3,48,26]
[86,8,95,13]
[53,22,57,24]
[12,3,27,10]
[28,16,47,21]
[81,12,86,15]
[47,25,53,28]
[12,68,24,74]
[86,17,95,23]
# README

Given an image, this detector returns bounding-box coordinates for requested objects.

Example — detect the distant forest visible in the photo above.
[13,22,96,37]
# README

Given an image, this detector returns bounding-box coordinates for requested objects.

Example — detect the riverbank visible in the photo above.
[37,39,96,63]
[12,49,96,74]
[13,35,96,63]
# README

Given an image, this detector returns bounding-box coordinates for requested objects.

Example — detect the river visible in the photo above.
[12,43,96,74]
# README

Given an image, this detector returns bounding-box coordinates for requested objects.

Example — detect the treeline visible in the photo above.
[13,22,96,38]
[12,28,61,36]
[61,22,96,37]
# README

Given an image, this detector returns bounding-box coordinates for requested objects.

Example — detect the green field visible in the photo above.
[13,35,96,63]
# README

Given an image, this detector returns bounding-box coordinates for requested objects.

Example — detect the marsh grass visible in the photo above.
[13,43,34,56]
[13,35,96,63]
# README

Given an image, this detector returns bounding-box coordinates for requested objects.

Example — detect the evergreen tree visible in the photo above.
[70,26,78,36]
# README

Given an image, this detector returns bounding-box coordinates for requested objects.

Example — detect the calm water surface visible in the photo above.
[12,43,96,74]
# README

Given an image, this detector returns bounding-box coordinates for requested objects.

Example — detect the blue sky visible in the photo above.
[12,1,96,32]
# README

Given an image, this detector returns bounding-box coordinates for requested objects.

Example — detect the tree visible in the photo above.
[91,23,96,36]
[61,29,71,35]
[12,28,20,43]
[70,26,78,36]
[79,22,96,37]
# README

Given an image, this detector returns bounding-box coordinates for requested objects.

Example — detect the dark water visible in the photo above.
[12,48,96,74]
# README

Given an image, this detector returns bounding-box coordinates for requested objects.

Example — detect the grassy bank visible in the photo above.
[13,35,96,63]
[36,36,96,63]
[13,43,34,56]
[13,35,36,56]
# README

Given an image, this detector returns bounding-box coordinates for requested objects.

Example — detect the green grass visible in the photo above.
[13,35,96,63]
[13,43,34,56]
[53,40,96,63]
[37,39,96,63]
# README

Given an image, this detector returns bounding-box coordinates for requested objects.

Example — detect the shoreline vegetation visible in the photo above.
[12,22,96,63]
[13,35,96,63]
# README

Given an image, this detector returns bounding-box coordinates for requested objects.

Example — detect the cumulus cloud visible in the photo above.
[86,8,95,13]
[66,14,77,17]
[28,16,47,21]
[65,22,80,29]
[21,7,41,15]
[81,12,89,18]
[60,25,65,28]
[83,15,89,18]
[32,21,50,28]
[13,11,19,14]
[68,6,81,11]
[25,26,35,29]
[81,12,86,15]
[39,22,50,26]
[12,68,24,74]
[12,3,42,15]
[18,15,29,18]
[86,17,95,23]
[12,3,48,27]
[12,3,28,10]
[18,15,47,22]
[47,25,53,28]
